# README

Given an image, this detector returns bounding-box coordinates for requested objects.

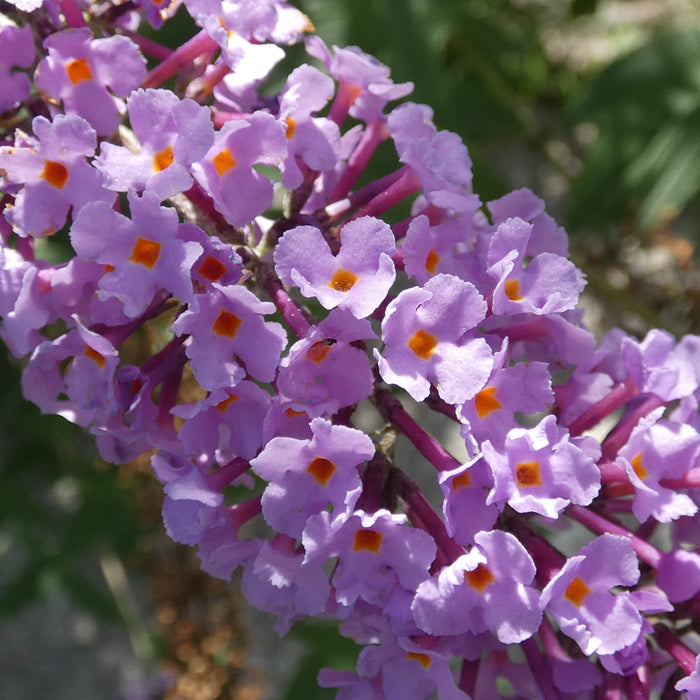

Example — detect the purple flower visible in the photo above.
[171,284,287,390]
[457,337,553,449]
[278,64,342,188]
[250,417,374,538]
[486,216,586,315]
[306,36,413,125]
[274,216,396,319]
[172,380,271,463]
[388,102,479,214]
[376,273,493,405]
[241,537,331,634]
[276,310,375,417]
[618,412,700,523]
[70,190,203,317]
[541,534,643,656]
[35,28,146,135]
[0,114,112,237]
[95,88,215,199]
[303,509,436,607]
[412,529,541,643]
[483,414,601,518]
[191,111,287,226]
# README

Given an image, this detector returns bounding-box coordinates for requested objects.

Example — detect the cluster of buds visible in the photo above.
[1,1,700,697]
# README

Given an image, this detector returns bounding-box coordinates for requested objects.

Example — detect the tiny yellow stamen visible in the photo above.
[425,249,440,274]
[152,145,175,172]
[406,652,431,669]
[285,118,296,139]
[40,160,69,189]
[516,461,542,487]
[128,237,162,268]
[212,147,237,176]
[198,256,227,283]
[408,329,437,359]
[328,268,358,293]
[564,576,590,608]
[452,471,472,491]
[504,278,523,301]
[353,529,383,553]
[307,457,336,486]
[631,453,647,479]
[474,386,501,419]
[66,57,92,84]
[216,394,239,413]
[464,564,494,592]
[212,309,242,338]
[84,346,105,368]
[305,341,332,364]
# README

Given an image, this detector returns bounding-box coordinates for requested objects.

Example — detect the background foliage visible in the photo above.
[3,1,700,698]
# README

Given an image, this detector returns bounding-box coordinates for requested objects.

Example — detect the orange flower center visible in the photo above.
[129,237,162,268]
[408,329,437,359]
[212,309,242,338]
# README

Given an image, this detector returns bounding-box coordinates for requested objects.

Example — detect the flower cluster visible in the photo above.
[2,1,700,698]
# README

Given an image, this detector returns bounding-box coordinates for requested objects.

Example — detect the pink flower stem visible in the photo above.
[230,494,263,530]
[373,387,461,473]
[324,167,407,223]
[60,0,87,28]
[601,394,664,459]
[393,468,464,564]
[257,261,312,338]
[654,623,697,674]
[625,665,650,700]
[567,376,638,437]
[346,167,422,222]
[459,658,479,698]
[507,517,566,587]
[208,457,251,491]
[521,637,563,700]
[142,30,219,89]
[661,467,700,489]
[565,504,662,568]
[328,79,361,126]
[120,29,173,61]
[194,58,231,101]
[330,119,388,201]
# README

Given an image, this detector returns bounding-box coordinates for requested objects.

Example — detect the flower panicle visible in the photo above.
[1,1,700,698]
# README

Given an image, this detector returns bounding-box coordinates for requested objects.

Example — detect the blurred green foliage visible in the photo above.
[4,1,700,697]
[0,352,144,623]
[298,0,700,239]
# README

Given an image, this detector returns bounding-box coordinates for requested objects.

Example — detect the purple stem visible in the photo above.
[625,665,650,700]
[347,167,422,222]
[393,469,464,563]
[459,658,479,698]
[92,290,173,349]
[59,0,87,27]
[568,376,638,437]
[508,517,566,588]
[230,494,263,530]
[330,119,388,202]
[120,29,173,61]
[661,467,700,490]
[566,504,662,568]
[373,388,461,472]
[654,624,698,674]
[328,79,361,126]
[142,30,219,89]
[257,261,312,339]
[601,394,664,459]
[521,637,563,700]
[207,457,251,492]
